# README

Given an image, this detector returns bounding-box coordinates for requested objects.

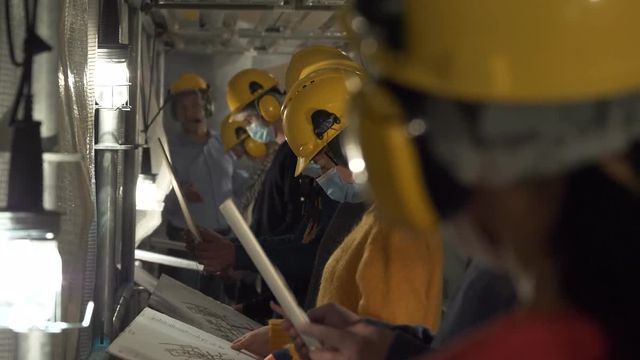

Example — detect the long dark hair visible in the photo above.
[552,155,640,359]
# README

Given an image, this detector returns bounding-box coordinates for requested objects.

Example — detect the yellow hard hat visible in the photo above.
[345,0,640,103]
[170,73,209,95]
[220,114,268,159]
[344,0,640,232]
[348,83,440,231]
[226,69,279,113]
[282,68,363,176]
[285,45,363,91]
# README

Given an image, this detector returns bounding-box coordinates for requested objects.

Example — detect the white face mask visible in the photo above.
[315,166,367,203]
[302,161,323,178]
[246,120,275,143]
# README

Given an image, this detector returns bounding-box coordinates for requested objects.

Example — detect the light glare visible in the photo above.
[349,158,366,173]
[136,175,165,211]
[0,239,62,331]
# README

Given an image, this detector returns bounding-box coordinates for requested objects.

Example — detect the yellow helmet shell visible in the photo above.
[244,137,268,159]
[220,114,268,159]
[348,83,440,232]
[170,73,209,95]
[226,69,279,113]
[282,68,363,176]
[285,45,363,91]
[220,114,247,152]
[346,0,640,102]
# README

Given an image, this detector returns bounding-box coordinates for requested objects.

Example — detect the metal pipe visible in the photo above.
[238,28,345,40]
[33,0,62,151]
[170,28,345,40]
[16,331,53,360]
[153,0,283,10]
[94,109,122,342]
[152,0,342,10]
[111,283,134,334]
[119,4,144,290]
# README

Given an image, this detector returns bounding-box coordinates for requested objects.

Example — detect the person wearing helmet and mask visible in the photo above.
[283,66,442,331]
[279,1,640,360]
[163,73,249,238]
[220,114,278,220]
[228,63,369,360]
[186,68,340,321]
[225,68,318,239]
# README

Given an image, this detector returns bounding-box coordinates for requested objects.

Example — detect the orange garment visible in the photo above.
[268,319,300,360]
[316,208,443,330]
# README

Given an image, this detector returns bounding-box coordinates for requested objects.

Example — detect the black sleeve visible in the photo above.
[432,261,516,347]
[234,240,318,284]
[304,202,369,309]
[270,146,304,236]
[250,144,305,238]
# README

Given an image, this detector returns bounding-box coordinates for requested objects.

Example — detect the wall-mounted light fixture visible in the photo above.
[95,47,131,110]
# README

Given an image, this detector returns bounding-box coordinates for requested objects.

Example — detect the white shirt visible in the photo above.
[163,130,249,232]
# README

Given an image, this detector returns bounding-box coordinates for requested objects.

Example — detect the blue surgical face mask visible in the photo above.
[246,120,275,143]
[315,167,366,203]
[302,161,323,178]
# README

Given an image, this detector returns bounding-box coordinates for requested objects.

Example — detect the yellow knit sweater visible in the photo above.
[316,208,443,330]
[268,208,443,357]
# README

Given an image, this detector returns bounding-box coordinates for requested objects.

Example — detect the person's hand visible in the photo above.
[274,303,360,330]
[217,267,241,283]
[230,326,270,358]
[186,226,236,273]
[303,222,319,244]
[299,321,394,360]
[232,303,244,313]
[182,182,204,203]
[272,303,362,359]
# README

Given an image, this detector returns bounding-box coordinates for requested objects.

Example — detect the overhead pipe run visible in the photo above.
[237,28,345,40]
[152,0,344,11]
[170,27,344,41]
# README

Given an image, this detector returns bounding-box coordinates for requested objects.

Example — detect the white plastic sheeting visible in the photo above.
[57,0,99,357]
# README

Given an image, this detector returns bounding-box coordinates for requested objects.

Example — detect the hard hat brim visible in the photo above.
[294,156,311,177]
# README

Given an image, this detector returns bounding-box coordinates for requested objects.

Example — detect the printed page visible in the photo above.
[107,308,257,360]
[149,275,261,343]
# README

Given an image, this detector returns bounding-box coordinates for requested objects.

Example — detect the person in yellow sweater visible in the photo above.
[316,206,442,329]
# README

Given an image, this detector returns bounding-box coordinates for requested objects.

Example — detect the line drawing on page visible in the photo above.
[161,343,236,360]
[182,302,256,340]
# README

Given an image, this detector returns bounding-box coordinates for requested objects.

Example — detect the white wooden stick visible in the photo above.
[158,139,202,243]
[135,249,204,272]
[219,198,320,349]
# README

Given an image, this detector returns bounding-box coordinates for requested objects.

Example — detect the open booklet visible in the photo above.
[108,308,257,360]
[148,275,261,343]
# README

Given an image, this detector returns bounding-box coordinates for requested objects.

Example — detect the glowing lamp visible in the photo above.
[95,47,130,110]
